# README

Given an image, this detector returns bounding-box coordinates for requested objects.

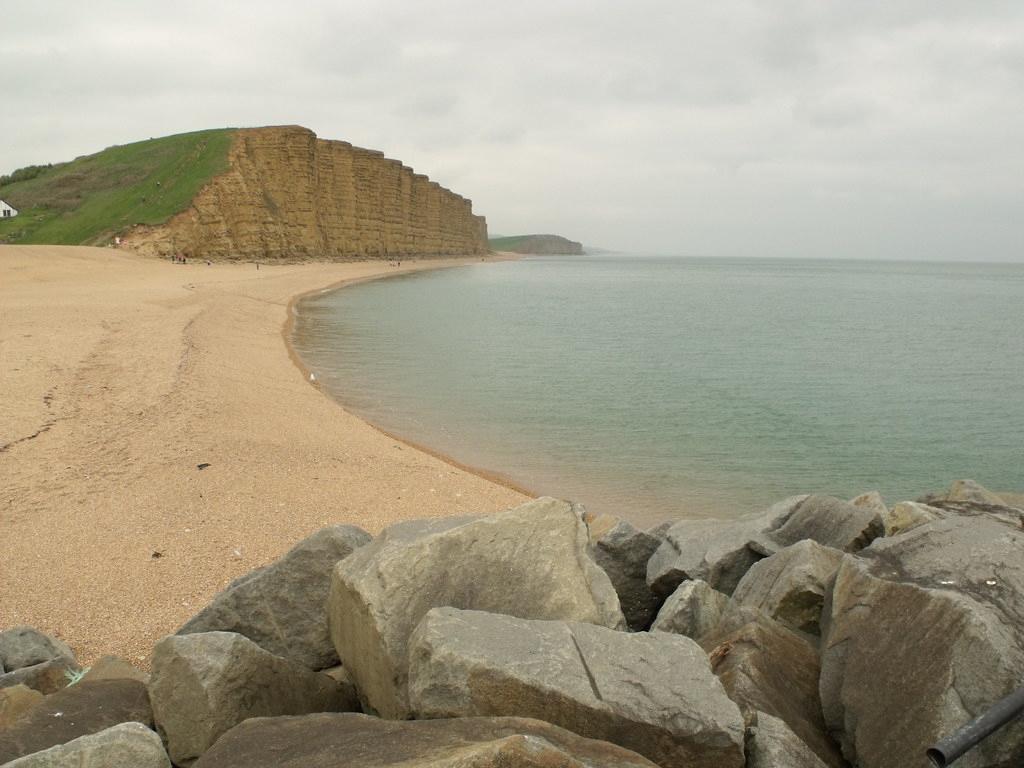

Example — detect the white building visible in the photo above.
[0,199,17,219]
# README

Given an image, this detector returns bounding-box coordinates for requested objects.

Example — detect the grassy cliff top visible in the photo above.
[0,128,235,246]
[489,234,585,255]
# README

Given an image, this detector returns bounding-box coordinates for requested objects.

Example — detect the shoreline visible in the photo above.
[0,246,528,665]
[281,259,539,501]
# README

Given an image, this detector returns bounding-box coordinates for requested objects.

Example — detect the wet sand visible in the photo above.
[0,246,527,665]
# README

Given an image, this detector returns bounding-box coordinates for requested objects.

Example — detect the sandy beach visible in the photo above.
[0,245,527,665]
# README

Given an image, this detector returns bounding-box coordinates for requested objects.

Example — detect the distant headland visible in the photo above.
[489,234,585,255]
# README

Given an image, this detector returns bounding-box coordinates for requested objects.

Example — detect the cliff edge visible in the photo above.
[124,126,488,260]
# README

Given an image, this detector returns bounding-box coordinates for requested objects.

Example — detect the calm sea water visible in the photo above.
[291,256,1024,527]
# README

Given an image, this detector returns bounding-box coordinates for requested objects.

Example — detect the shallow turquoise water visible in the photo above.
[292,256,1024,526]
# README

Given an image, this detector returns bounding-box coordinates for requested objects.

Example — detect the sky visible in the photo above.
[2,1,1023,260]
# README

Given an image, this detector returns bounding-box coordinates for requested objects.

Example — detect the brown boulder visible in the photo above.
[0,679,151,764]
[1,722,169,768]
[82,656,149,685]
[0,658,80,696]
[819,507,1024,768]
[701,615,844,768]
[0,685,43,730]
[193,713,660,768]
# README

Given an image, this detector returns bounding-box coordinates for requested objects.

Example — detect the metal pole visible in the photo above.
[927,685,1024,767]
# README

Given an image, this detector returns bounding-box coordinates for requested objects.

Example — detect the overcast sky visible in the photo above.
[3,1,1023,260]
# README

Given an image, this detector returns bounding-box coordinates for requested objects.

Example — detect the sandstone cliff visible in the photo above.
[123,127,488,261]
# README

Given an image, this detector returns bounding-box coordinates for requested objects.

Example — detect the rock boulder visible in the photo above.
[0,679,152,764]
[0,685,43,730]
[328,498,625,718]
[81,655,149,684]
[820,507,1024,768]
[943,479,1007,506]
[178,524,371,669]
[701,614,844,767]
[193,713,660,768]
[149,631,358,766]
[0,628,74,673]
[646,496,808,598]
[0,657,80,696]
[746,712,829,768]
[731,540,844,635]
[884,501,945,536]
[408,607,745,768]
[650,579,730,638]
[587,517,664,630]
[1,722,169,768]
[757,495,882,555]
[849,491,887,518]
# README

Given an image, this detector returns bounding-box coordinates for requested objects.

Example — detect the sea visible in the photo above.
[291,255,1024,528]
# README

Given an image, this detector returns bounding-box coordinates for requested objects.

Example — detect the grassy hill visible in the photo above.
[0,129,234,246]
[489,234,585,255]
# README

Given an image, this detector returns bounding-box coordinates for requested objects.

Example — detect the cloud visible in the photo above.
[1,0,1022,260]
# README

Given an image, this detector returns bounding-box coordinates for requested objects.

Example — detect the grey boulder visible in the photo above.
[650,579,730,638]
[746,712,829,768]
[820,507,1024,768]
[193,713,660,768]
[408,607,745,768]
[178,524,371,669]
[731,540,844,635]
[756,495,883,555]
[587,516,664,630]
[646,496,808,598]
[2,722,169,768]
[0,628,74,673]
[646,520,759,600]
[149,631,358,767]
[328,497,626,719]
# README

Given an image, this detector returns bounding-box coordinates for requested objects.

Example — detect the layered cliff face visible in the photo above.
[123,127,488,261]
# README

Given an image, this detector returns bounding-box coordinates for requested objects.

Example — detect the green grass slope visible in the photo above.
[489,234,585,255]
[488,235,533,251]
[0,129,234,246]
